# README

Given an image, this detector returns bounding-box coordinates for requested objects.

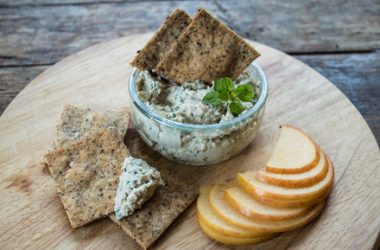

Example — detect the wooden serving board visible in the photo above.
[0,33,379,250]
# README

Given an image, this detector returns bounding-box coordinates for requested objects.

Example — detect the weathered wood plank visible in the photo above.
[0,66,48,114]
[0,0,174,6]
[1,51,379,143]
[0,0,379,66]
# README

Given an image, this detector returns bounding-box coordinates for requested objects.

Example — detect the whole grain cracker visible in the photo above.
[55,104,129,148]
[110,166,197,249]
[45,129,130,228]
[130,9,192,71]
[155,8,260,83]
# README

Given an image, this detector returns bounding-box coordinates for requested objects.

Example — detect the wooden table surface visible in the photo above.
[0,0,379,144]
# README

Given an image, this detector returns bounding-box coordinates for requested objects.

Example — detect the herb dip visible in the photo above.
[136,70,258,124]
[129,63,266,165]
[114,157,164,219]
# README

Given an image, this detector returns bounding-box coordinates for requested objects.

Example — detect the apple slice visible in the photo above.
[210,185,325,232]
[238,159,334,203]
[198,217,275,245]
[257,148,329,188]
[265,125,320,174]
[197,186,268,238]
[224,186,312,221]
[248,194,326,208]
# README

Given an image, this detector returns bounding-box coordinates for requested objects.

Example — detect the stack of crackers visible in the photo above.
[44,105,196,249]
[44,105,131,228]
[131,8,260,83]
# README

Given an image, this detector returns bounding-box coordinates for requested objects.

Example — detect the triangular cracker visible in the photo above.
[45,129,130,228]
[155,8,260,83]
[130,9,192,71]
[55,104,129,148]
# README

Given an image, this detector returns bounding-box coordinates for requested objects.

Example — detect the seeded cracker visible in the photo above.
[110,166,197,249]
[130,9,192,71]
[45,129,130,228]
[155,8,260,83]
[55,104,129,148]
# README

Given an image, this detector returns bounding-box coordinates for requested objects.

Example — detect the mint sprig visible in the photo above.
[202,91,221,105]
[202,77,255,117]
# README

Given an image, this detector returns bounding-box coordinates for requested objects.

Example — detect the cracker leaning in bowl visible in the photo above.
[130,9,192,71]
[155,8,260,83]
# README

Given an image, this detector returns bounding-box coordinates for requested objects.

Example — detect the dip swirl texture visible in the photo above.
[136,70,258,124]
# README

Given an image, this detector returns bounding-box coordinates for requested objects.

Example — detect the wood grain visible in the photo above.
[0,0,379,66]
[295,51,380,143]
[0,0,145,6]
[0,66,48,114]
[0,33,379,249]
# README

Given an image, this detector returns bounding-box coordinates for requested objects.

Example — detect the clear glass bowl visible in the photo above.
[128,63,268,165]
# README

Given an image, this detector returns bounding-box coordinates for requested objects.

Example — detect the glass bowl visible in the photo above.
[128,62,268,165]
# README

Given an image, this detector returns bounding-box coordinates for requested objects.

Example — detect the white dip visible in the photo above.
[136,70,257,124]
[114,157,164,219]
[130,64,265,165]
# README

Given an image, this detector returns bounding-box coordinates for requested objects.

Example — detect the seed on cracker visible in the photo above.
[130,9,192,71]
[55,104,129,148]
[155,8,260,83]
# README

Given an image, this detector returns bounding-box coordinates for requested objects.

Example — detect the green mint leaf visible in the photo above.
[214,77,234,92]
[225,78,234,91]
[219,90,229,101]
[229,101,245,117]
[214,79,225,92]
[202,91,222,105]
[236,83,255,102]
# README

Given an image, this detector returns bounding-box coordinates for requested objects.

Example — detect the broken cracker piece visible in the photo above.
[130,9,192,71]
[55,104,129,148]
[45,129,130,228]
[155,8,260,83]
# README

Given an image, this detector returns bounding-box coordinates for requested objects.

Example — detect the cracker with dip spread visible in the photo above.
[155,8,260,83]
[45,104,196,249]
[45,129,130,228]
[130,9,192,71]
[55,104,129,148]
[110,164,197,249]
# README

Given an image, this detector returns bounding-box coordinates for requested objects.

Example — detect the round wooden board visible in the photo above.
[0,33,379,250]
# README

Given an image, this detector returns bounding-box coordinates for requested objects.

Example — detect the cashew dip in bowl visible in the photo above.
[128,62,268,165]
